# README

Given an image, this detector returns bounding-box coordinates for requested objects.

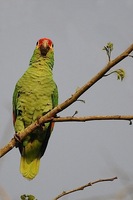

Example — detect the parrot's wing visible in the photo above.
[12,84,18,126]
[52,84,58,108]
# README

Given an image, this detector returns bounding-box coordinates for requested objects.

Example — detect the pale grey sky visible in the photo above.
[0,0,133,200]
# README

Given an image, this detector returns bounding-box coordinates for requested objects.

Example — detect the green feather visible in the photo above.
[13,39,58,180]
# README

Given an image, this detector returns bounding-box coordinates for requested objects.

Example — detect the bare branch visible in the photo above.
[53,176,117,200]
[53,115,133,122]
[1,115,132,158]
[0,44,133,158]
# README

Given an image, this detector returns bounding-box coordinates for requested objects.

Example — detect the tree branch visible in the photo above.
[53,176,118,200]
[53,115,133,122]
[0,44,133,158]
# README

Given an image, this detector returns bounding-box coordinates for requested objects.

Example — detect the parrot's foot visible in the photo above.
[14,133,21,147]
[36,116,44,131]
[37,116,41,125]
[37,116,44,127]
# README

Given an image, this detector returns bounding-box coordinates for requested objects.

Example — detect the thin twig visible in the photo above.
[103,71,115,77]
[53,115,133,122]
[53,176,118,200]
[0,44,133,158]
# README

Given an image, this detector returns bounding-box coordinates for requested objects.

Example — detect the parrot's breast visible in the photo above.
[15,65,56,128]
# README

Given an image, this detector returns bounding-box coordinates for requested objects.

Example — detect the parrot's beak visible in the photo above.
[43,40,48,48]
[40,44,50,56]
[43,40,53,50]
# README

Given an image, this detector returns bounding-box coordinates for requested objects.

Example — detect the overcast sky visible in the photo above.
[0,1,133,200]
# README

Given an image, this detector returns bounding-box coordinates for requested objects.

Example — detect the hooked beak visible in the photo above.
[40,45,50,56]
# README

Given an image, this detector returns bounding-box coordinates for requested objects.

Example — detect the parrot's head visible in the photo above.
[36,38,54,56]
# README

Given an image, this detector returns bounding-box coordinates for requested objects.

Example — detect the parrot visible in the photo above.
[12,38,58,180]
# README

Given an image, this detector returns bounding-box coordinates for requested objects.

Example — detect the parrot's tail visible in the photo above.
[20,156,40,180]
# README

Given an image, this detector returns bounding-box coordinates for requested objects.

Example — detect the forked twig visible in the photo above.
[53,176,117,200]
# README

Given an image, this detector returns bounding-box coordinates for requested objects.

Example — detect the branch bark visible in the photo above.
[0,44,133,158]
[53,115,133,123]
[53,176,117,200]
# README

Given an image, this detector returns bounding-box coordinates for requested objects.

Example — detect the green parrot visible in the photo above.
[13,38,58,180]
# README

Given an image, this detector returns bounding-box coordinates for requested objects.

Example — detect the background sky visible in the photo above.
[0,0,133,200]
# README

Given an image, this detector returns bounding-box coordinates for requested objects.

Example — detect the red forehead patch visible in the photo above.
[37,38,53,47]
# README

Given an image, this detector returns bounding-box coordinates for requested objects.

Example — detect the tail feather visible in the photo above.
[20,156,40,180]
